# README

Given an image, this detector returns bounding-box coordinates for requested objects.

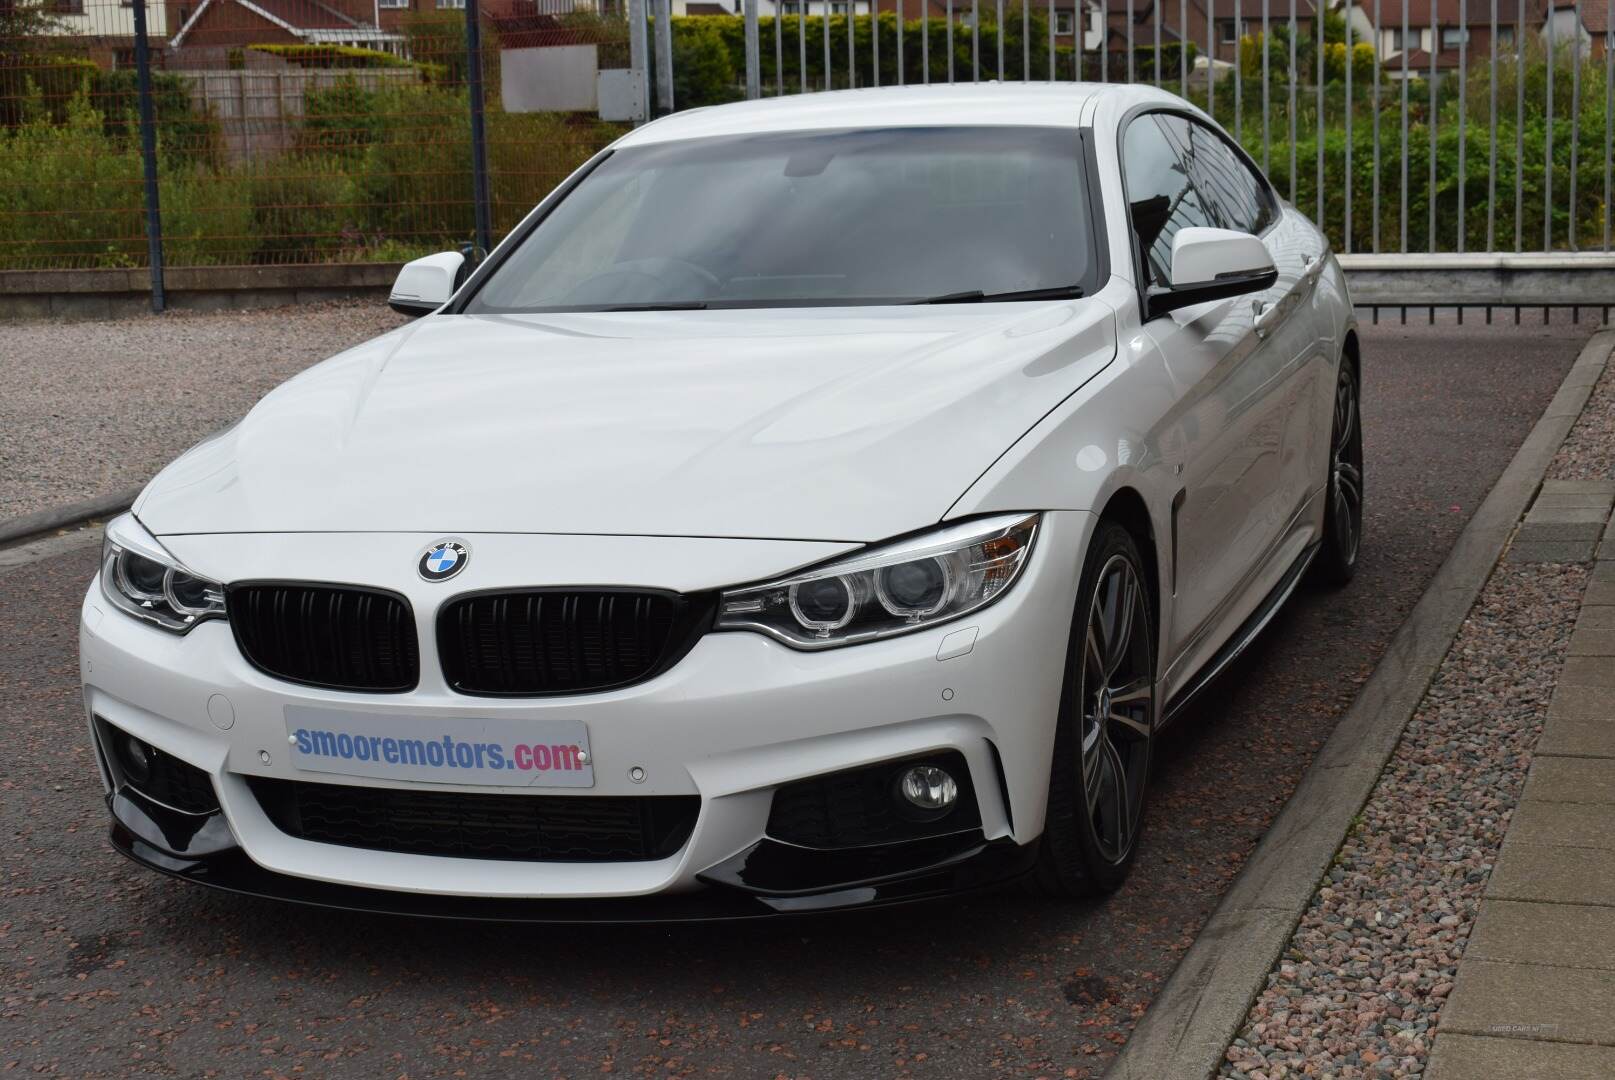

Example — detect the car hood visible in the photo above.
[136,303,1117,543]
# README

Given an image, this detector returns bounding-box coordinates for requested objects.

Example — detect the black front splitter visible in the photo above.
[109,819,1039,925]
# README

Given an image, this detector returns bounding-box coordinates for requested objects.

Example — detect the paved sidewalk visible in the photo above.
[1428,482,1615,1079]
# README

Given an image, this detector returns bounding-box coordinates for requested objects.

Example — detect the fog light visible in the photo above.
[898,765,958,812]
[117,732,153,785]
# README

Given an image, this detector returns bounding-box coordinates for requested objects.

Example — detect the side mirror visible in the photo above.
[1146,226,1277,320]
[388,251,467,317]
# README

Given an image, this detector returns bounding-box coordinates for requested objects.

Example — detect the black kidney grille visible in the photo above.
[228,584,418,692]
[439,590,703,696]
[247,777,699,862]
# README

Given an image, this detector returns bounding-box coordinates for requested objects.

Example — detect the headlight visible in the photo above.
[100,512,225,633]
[717,513,1039,649]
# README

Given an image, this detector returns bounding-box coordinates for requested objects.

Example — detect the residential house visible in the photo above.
[680,0,874,15]
[39,0,174,68]
[378,0,548,37]
[1086,0,1318,64]
[1353,0,1522,63]
[168,0,405,51]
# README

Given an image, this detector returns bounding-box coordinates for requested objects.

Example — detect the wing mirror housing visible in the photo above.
[388,251,468,317]
[1146,226,1278,320]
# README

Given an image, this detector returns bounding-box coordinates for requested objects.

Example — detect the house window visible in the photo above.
[379,0,409,8]
[1054,10,1074,34]
[437,0,464,8]
[52,0,84,13]
[830,1,847,12]
[1216,18,1238,45]
[1496,26,1515,46]
[1440,26,1469,48]
[1384,27,1403,49]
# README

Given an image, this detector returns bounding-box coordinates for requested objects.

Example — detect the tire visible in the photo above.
[1033,520,1156,898]
[1312,352,1364,588]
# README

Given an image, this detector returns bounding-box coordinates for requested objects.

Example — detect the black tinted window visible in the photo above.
[465,127,1097,312]
[1156,114,1274,236]
[1122,114,1215,288]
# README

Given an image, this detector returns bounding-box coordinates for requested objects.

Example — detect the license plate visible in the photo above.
[283,706,594,788]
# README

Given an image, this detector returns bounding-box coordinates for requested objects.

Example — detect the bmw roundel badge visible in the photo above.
[418,538,470,582]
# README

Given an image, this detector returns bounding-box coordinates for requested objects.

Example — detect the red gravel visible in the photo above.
[1219,562,1588,1080]
[1551,353,1615,481]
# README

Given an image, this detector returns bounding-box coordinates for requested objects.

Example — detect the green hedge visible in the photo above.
[0,82,620,268]
[246,43,448,83]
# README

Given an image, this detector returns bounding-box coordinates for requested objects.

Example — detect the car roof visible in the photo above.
[613,82,1188,148]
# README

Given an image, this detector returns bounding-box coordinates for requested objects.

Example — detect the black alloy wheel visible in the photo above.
[1314,354,1364,586]
[1035,521,1155,897]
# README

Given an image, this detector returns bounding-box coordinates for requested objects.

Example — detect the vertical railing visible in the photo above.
[130,0,165,312]
[464,0,492,256]
[18,0,1615,282]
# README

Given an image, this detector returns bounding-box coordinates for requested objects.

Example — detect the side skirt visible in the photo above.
[1159,540,1321,728]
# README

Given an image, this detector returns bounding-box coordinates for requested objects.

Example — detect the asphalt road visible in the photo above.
[0,315,1594,1079]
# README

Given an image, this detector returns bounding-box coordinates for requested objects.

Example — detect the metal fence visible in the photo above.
[2,0,1611,312]
[0,0,624,293]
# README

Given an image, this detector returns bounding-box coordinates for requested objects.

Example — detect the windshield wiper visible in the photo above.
[598,301,709,312]
[909,285,1085,305]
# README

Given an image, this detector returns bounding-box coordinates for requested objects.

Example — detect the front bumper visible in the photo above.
[80,513,1090,917]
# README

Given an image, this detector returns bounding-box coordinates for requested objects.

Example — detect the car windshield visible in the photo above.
[462,126,1097,313]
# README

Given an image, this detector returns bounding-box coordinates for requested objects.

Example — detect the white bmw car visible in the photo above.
[81,82,1360,918]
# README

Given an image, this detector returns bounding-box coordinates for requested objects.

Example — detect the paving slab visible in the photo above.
[1504,800,1615,849]
[1532,491,1615,509]
[1575,604,1615,630]
[1568,628,1615,655]
[1515,521,1606,544]
[1489,842,1615,906]
[1542,480,1615,495]
[1524,506,1612,525]
[1441,959,1615,1045]
[1588,579,1615,605]
[1466,899,1615,970]
[1558,655,1615,688]
[1426,1034,1615,1080]
[1547,683,1615,721]
[1506,539,1598,563]
[1537,714,1615,758]
[1522,755,1615,803]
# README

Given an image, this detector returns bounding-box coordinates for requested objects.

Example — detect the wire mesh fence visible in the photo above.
[0,0,624,273]
[1,0,1611,287]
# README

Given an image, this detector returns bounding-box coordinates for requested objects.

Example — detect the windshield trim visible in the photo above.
[451,125,1106,316]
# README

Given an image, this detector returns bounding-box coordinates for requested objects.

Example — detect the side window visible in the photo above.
[1157,114,1276,236]
[1122,114,1215,288]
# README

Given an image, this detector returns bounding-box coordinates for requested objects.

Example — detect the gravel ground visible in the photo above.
[0,302,405,521]
[1550,351,1615,481]
[0,313,1594,1078]
[1218,564,1588,1080]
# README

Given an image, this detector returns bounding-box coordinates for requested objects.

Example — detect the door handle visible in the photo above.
[1253,298,1283,338]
